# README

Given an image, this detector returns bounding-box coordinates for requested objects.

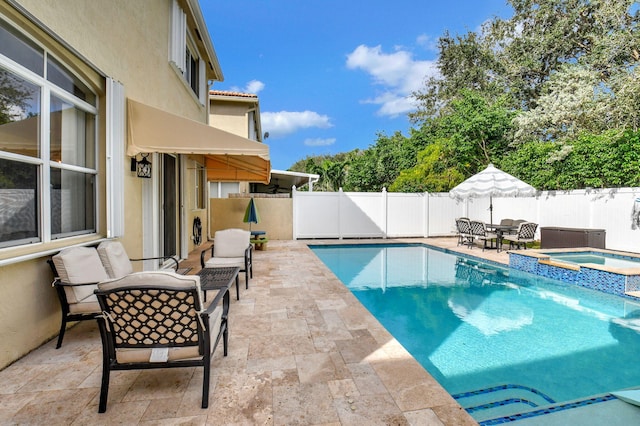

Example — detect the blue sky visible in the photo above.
[202,1,513,170]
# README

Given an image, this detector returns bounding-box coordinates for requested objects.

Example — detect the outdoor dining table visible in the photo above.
[486,224,518,252]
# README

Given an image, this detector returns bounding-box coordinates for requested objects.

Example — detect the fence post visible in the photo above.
[338,187,343,240]
[382,187,388,239]
[424,192,429,238]
[292,185,298,240]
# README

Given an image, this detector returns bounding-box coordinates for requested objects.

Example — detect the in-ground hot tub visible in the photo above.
[509,248,640,298]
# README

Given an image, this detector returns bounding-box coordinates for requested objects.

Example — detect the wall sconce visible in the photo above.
[135,153,152,178]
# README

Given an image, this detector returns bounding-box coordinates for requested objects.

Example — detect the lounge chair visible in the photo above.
[201,229,252,295]
[94,271,227,413]
[470,220,498,251]
[502,222,538,249]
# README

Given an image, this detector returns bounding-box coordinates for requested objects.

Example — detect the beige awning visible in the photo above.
[127,99,270,183]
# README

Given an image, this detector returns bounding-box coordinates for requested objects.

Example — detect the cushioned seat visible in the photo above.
[94,271,227,413]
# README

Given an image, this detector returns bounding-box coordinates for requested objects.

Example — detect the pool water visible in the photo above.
[311,244,640,421]
[545,252,640,269]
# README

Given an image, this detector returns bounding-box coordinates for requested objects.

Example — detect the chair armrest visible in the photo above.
[202,289,226,316]
[129,256,180,271]
[52,278,100,288]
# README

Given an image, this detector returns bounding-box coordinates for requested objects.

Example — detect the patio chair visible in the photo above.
[94,271,227,413]
[502,222,538,250]
[469,220,498,251]
[97,240,182,279]
[201,229,252,292]
[48,247,110,348]
[455,217,474,248]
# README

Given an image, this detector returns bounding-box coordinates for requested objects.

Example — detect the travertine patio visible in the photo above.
[0,238,505,425]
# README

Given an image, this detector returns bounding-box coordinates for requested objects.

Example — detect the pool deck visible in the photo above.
[3,237,632,425]
[0,237,482,425]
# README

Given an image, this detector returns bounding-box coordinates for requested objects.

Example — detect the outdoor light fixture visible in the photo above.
[136,153,152,178]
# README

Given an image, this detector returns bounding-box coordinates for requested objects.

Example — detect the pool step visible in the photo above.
[453,384,556,423]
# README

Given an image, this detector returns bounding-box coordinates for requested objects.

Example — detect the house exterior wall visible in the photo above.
[0,0,220,368]
[209,96,259,139]
[209,101,251,137]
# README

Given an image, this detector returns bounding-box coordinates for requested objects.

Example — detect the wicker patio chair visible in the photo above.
[469,220,498,251]
[502,222,538,249]
[94,271,228,413]
[201,229,252,296]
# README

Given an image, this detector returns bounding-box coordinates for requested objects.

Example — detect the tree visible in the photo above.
[389,142,464,192]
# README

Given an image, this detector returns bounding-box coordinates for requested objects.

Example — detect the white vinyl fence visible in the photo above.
[292,187,640,253]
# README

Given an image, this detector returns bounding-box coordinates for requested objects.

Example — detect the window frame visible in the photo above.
[0,16,99,249]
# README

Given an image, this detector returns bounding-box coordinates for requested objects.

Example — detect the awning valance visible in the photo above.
[127,99,270,183]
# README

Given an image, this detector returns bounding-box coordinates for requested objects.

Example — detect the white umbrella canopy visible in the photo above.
[449,164,536,224]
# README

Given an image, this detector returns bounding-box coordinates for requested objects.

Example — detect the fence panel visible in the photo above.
[341,192,385,238]
[293,191,340,239]
[387,193,425,237]
[292,187,640,252]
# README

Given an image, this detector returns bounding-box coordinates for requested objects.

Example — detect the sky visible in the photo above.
[201,1,514,170]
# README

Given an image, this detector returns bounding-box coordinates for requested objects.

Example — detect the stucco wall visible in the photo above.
[209,102,250,137]
[0,0,215,369]
[209,198,293,241]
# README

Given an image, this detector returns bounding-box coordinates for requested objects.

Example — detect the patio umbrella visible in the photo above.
[243,197,260,231]
[449,164,536,224]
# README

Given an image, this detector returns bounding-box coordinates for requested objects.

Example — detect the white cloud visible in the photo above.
[304,137,336,147]
[230,79,265,94]
[261,111,333,138]
[346,44,438,117]
[416,34,439,52]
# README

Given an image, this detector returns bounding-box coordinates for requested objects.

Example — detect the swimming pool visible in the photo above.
[311,243,640,423]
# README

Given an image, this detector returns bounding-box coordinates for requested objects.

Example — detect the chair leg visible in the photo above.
[98,364,110,413]
[56,315,67,349]
[202,356,210,409]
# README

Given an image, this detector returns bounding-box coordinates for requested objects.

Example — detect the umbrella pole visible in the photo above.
[490,196,493,225]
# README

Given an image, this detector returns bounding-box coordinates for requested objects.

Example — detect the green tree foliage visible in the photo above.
[343,131,427,191]
[389,142,465,192]
[501,130,640,190]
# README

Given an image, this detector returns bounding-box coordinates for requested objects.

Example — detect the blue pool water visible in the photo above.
[311,244,640,421]
[544,252,640,269]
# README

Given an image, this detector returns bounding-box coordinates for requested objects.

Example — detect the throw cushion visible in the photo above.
[97,241,134,279]
[52,247,109,303]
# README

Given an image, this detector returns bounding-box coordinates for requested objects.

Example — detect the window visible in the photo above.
[169,0,204,101]
[185,43,199,96]
[0,17,98,248]
[209,182,239,198]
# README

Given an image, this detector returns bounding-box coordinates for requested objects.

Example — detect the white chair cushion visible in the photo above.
[204,257,244,269]
[68,294,100,314]
[213,229,249,258]
[53,247,109,303]
[97,271,203,311]
[97,240,134,279]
